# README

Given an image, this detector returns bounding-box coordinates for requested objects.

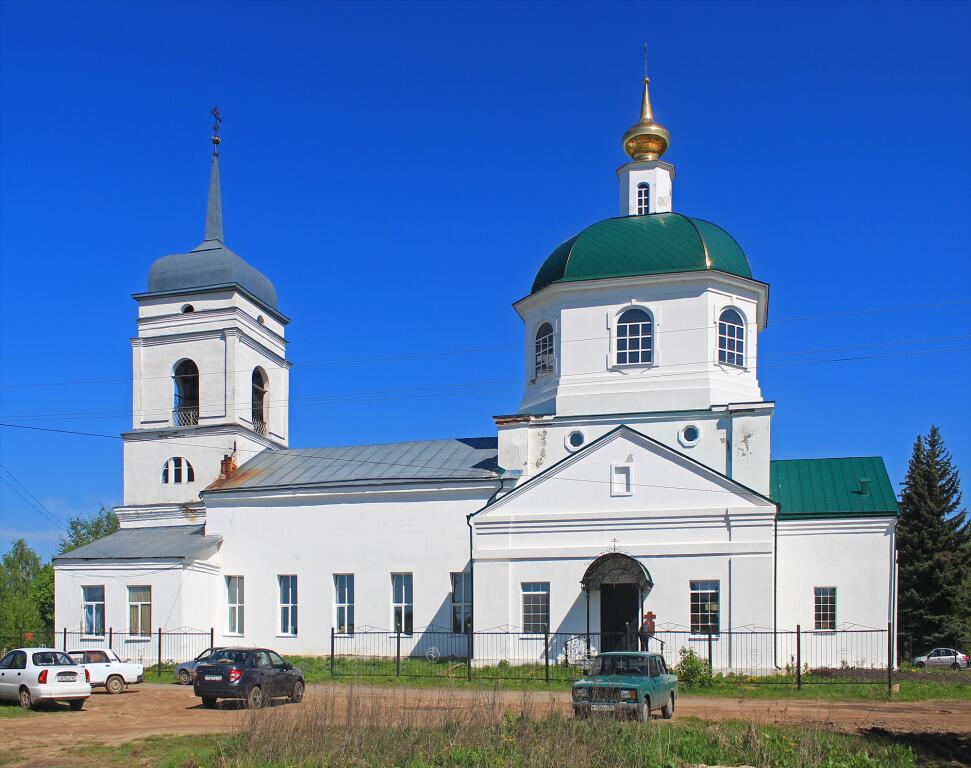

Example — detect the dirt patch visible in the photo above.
[0,683,968,756]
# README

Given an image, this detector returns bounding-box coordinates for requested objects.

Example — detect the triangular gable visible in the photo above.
[471,425,776,520]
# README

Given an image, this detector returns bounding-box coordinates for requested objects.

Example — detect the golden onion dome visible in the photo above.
[622,77,669,161]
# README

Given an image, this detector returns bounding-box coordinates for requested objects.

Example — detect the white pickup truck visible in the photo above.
[68,648,144,694]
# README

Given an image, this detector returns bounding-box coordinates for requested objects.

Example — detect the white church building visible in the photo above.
[53,74,899,670]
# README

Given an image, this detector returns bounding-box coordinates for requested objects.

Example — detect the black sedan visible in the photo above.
[192,648,305,709]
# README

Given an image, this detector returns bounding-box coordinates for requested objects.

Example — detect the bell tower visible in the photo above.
[118,113,290,526]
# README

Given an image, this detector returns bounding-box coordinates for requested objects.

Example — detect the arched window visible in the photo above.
[161,457,195,484]
[534,322,555,380]
[636,182,650,215]
[173,360,199,426]
[616,308,653,365]
[717,308,745,367]
[251,367,267,434]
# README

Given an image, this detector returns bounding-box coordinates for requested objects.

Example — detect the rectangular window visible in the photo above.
[82,585,105,635]
[391,573,413,635]
[278,575,298,635]
[334,574,354,635]
[128,586,151,637]
[689,580,720,635]
[226,576,244,634]
[521,582,550,634]
[451,571,472,634]
[814,587,836,630]
[611,464,633,496]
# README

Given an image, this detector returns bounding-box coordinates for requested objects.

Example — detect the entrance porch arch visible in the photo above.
[581,553,653,652]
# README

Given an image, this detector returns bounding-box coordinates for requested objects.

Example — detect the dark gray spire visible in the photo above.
[204,149,223,243]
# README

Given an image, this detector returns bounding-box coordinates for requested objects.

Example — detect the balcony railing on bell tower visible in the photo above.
[172,406,199,427]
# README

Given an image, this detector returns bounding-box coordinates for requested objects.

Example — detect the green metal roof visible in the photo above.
[770,457,899,520]
[531,213,752,294]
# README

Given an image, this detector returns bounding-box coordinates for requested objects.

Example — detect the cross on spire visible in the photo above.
[204,107,224,243]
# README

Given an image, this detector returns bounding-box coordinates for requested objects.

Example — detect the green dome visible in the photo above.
[531,213,752,294]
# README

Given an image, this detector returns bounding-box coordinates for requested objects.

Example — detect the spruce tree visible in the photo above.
[896,426,969,654]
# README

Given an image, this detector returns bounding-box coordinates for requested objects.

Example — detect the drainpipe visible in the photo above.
[772,515,779,670]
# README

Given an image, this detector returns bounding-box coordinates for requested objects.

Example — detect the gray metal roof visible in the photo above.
[206,437,500,493]
[145,151,278,309]
[52,525,221,562]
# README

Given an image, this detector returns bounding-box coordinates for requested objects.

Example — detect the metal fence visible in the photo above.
[329,624,894,689]
[54,629,214,673]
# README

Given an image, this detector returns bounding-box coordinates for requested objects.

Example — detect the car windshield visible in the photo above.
[208,650,249,665]
[32,651,75,666]
[590,655,650,676]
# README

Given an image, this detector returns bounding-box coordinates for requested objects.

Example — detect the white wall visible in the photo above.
[201,482,496,654]
[516,272,767,417]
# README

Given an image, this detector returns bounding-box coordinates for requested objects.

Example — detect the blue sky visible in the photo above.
[1,1,969,561]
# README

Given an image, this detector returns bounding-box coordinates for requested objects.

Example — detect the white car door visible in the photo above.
[0,650,18,700]
[927,649,944,668]
[86,650,112,684]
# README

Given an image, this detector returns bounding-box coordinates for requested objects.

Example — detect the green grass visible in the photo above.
[50,718,932,768]
[0,701,35,718]
[290,655,971,700]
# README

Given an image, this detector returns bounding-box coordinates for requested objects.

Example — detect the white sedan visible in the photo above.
[0,648,91,710]
[68,648,145,694]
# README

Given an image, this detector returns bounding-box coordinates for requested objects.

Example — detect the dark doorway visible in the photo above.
[600,583,639,651]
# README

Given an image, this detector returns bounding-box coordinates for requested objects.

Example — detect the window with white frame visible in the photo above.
[814,587,836,630]
[82,585,105,635]
[616,308,653,365]
[392,573,413,635]
[689,580,720,635]
[161,457,194,484]
[334,574,354,635]
[521,582,550,634]
[534,322,555,379]
[278,575,298,635]
[717,308,745,367]
[226,576,244,634]
[636,182,650,215]
[128,586,151,637]
[451,572,472,634]
[611,463,633,496]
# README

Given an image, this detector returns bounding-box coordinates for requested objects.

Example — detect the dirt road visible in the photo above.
[2,682,969,754]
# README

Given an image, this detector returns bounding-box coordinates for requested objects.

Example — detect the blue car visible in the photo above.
[176,648,222,685]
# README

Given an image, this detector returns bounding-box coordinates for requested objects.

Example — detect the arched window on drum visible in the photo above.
[717,308,745,367]
[616,308,653,366]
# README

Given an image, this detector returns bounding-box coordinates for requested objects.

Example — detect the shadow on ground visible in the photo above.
[861,728,971,766]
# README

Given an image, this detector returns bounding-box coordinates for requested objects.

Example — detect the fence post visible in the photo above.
[544,629,550,684]
[887,621,893,697]
[707,632,713,682]
[796,624,802,689]
[395,630,401,677]
[466,624,472,681]
[18,625,23,647]
[62,627,67,651]
[330,627,335,676]
[157,627,163,678]
[210,627,214,650]
[108,626,113,648]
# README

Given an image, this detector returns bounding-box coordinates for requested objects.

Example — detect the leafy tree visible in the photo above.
[58,504,119,555]
[0,539,43,637]
[896,426,969,653]
[32,564,55,630]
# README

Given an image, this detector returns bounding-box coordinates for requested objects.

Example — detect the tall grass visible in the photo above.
[210,685,917,768]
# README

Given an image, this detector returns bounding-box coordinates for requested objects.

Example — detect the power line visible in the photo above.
[1,298,967,390]
[0,463,70,533]
[1,335,968,423]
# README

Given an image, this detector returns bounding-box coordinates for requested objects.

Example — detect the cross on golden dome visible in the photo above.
[622,47,670,161]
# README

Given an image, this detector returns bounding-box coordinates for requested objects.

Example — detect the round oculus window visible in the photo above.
[565,430,586,451]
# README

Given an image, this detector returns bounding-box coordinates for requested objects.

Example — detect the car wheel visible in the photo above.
[246,686,264,709]
[638,697,651,722]
[18,687,33,710]
[202,697,217,709]
[573,706,588,720]
[661,693,674,719]
[952,662,961,670]
[106,675,125,695]
[290,680,305,703]
[69,699,85,711]
[179,669,192,685]
[916,661,925,669]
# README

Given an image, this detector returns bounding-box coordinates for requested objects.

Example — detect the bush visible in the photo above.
[674,646,712,688]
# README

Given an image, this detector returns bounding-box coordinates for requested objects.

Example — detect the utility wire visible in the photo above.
[1,298,967,390]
